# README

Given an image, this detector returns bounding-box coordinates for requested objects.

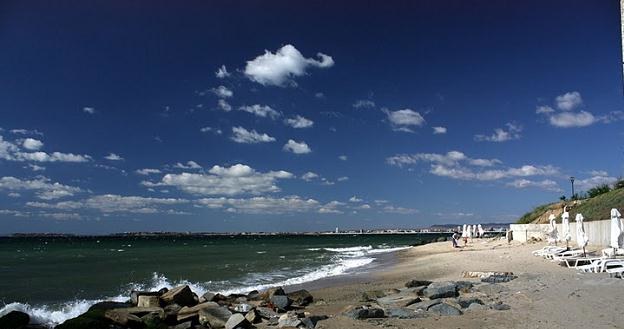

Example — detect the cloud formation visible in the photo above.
[212,85,233,98]
[244,44,334,87]
[474,123,522,142]
[238,104,281,119]
[283,139,311,154]
[284,115,314,128]
[0,176,84,200]
[231,127,276,144]
[0,135,91,163]
[383,109,425,132]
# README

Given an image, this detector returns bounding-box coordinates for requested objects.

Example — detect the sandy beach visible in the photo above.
[297,239,624,329]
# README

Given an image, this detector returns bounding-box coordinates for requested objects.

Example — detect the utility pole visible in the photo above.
[570,176,575,200]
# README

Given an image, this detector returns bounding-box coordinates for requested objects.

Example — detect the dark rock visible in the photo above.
[104,309,143,327]
[455,281,474,293]
[55,302,131,329]
[385,308,427,319]
[287,289,313,306]
[0,310,30,329]
[360,290,386,302]
[246,290,260,301]
[198,305,232,328]
[270,295,292,311]
[343,306,385,319]
[407,299,441,311]
[172,322,193,329]
[256,307,279,320]
[423,282,458,299]
[491,302,511,311]
[163,304,182,324]
[259,287,285,301]
[457,297,484,308]
[141,312,167,329]
[376,294,421,308]
[467,303,488,311]
[224,313,250,329]
[428,303,463,316]
[300,315,328,328]
[405,280,432,288]
[481,274,517,283]
[200,292,216,303]
[160,285,196,307]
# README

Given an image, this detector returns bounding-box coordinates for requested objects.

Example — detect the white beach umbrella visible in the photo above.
[478,224,484,237]
[471,225,476,238]
[468,225,474,238]
[462,224,468,238]
[575,213,589,256]
[561,207,571,248]
[548,214,558,244]
[610,208,623,249]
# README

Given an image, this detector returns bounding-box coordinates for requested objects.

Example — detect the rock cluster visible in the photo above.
[345,279,512,320]
[36,285,326,329]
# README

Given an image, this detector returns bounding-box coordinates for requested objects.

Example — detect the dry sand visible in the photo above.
[293,239,624,329]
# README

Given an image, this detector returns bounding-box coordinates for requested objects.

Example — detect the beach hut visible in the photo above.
[547,214,558,245]
[575,213,589,257]
[561,207,572,250]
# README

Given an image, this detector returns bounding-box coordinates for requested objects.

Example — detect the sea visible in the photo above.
[0,233,447,326]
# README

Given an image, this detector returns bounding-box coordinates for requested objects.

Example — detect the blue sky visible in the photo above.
[1,1,623,234]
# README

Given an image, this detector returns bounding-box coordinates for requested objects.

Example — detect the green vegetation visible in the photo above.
[587,184,611,198]
[516,187,624,223]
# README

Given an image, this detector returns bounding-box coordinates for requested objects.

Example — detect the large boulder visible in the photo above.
[160,285,196,307]
[0,311,30,329]
[423,282,458,299]
[376,292,421,308]
[405,280,432,288]
[259,287,285,301]
[105,307,163,327]
[270,295,292,312]
[224,313,250,329]
[475,283,509,296]
[198,305,233,328]
[407,299,441,311]
[277,313,302,328]
[55,301,131,329]
[343,306,385,319]
[385,308,428,319]
[428,303,463,316]
[457,297,484,309]
[287,289,313,306]
[131,291,161,305]
[137,295,161,308]
[255,307,279,320]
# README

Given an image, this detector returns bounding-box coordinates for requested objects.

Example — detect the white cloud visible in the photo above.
[173,161,202,169]
[231,127,276,144]
[200,127,223,135]
[349,196,362,202]
[387,150,558,182]
[432,126,447,134]
[212,85,233,98]
[383,109,425,132]
[382,205,419,215]
[244,44,334,87]
[574,173,618,191]
[506,179,562,192]
[238,104,281,119]
[28,194,187,214]
[0,135,90,163]
[318,201,345,214]
[0,176,83,200]
[22,138,43,150]
[215,65,231,79]
[83,107,96,114]
[301,172,319,181]
[549,111,595,128]
[217,99,232,112]
[136,168,162,175]
[104,153,124,161]
[315,92,325,99]
[474,123,522,142]
[555,91,582,111]
[151,163,293,196]
[337,176,349,182]
[535,105,555,114]
[353,100,376,109]
[11,129,43,136]
[197,196,320,214]
[338,155,347,161]
[283,139,311,154]
[28,164,46,171]
[284,115,314,128]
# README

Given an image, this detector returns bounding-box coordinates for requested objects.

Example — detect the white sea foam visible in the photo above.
[324,245,372,253]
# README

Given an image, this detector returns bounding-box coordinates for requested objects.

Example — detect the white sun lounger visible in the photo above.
[601,248,624,257]
[577,259,624,273]
[606,266,624,278]
[547,249,584,260]
[532,246,566,257]
[556,256,604,268]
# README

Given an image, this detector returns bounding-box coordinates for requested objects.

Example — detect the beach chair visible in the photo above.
[606,266,624,278]
[576,259,624,273]
[555,256,604,268]
[532,246,566,257]
[601,248,624,257]
[546,249,584,260]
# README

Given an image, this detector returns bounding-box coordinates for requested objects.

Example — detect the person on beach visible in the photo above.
[452,231,460,248]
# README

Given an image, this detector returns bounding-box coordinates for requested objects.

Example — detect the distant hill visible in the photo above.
[517,187,624,224]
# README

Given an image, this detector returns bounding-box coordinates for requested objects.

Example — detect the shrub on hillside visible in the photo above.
[614,179,624,190]
[587,184,611,198]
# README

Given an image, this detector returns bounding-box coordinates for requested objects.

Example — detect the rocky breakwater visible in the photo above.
[344,274,515,321]
[0,285,328,329]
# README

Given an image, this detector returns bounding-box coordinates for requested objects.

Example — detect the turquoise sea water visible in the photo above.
[0,233,447,326]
